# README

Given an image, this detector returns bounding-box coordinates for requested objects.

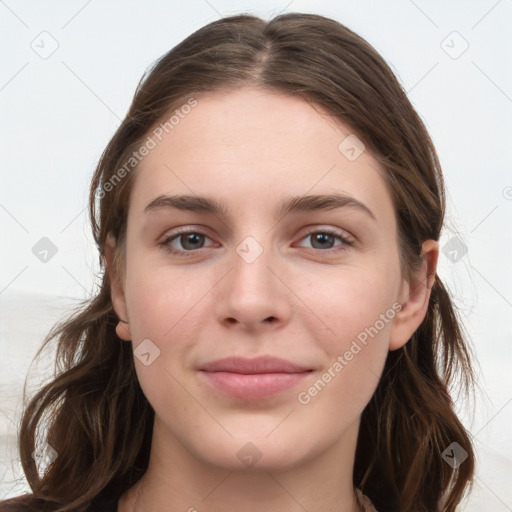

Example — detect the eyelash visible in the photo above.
[159,227,354,257]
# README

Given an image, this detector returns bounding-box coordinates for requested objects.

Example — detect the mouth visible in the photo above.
[198,356,313,400]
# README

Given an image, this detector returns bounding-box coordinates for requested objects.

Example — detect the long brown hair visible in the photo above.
[0,12,475,512]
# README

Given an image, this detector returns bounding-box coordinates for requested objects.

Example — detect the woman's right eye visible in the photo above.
[160,230,217,256]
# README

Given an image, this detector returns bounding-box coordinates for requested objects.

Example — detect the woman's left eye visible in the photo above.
[159,228,354,256]
[295,231,354,251]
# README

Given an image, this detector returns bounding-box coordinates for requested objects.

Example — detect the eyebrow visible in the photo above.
[144,193,376,221]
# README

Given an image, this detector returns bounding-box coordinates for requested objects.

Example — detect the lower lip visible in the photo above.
[200,371,310,400]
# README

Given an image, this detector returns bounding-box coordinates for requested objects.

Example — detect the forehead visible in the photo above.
[128,87,395,226]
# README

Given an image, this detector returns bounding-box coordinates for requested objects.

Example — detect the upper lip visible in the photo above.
[199,356,311,374]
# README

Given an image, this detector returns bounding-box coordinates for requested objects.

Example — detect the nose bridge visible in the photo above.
[216,233,291,327]
[231,234,277,301]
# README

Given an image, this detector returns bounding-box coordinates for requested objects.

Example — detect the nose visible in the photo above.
[215,241,292,331]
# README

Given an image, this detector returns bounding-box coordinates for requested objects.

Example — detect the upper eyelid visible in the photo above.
[163,227,215,242]
[295,225,354,241]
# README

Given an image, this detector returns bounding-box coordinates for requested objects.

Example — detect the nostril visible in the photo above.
[224,316,276,325]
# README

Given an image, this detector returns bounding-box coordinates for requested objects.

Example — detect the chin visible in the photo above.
[188,427,322,473]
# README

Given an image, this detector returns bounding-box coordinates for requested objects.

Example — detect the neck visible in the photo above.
[120,417,363,512]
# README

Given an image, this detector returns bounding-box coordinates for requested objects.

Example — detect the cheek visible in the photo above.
[309,264,399,345]
[302,266,398,399]
[125,260,209,342]
[123,264,206,416]
[295,305,393,429]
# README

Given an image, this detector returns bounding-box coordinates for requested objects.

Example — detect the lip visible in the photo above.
[199,356,312,400]
[200,356,310,374]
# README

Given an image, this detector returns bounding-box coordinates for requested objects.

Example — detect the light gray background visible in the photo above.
[1,0,511,509]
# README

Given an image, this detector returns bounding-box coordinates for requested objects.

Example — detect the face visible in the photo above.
[109,87,433,472]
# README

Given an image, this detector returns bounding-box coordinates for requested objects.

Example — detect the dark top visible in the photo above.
[0,493,119,512]
[87,492,119,512]
[1,489,377,511]
[87,489,378,512]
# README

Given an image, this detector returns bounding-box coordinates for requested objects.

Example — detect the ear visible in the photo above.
[105,233,131,341]
[389,239,439,351]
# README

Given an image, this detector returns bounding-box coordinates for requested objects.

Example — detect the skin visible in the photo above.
[107,87,438,512]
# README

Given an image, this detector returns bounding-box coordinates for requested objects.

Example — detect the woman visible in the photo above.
[0,12,475,512]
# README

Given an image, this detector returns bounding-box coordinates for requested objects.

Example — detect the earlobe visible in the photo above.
[389,239,439,351]
[105,233,132,341]
[115,319,132,341]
